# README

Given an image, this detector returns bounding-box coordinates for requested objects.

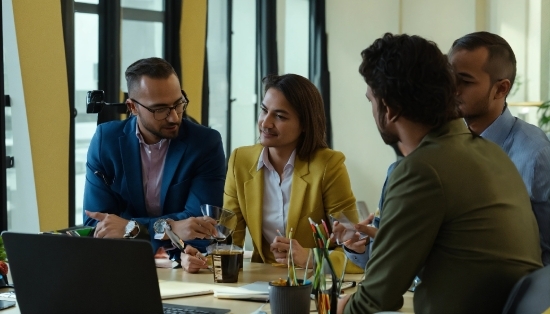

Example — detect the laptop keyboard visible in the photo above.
[163,304,230,314]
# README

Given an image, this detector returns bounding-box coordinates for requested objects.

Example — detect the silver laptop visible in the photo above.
[2,232,230,314]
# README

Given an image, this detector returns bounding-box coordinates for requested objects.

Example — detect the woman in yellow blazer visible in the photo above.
[224,74,362,273]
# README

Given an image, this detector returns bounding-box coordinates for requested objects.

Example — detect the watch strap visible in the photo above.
[124,220,140,239]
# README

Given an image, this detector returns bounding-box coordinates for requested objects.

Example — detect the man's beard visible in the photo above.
[377,108,399,145]
[379,126,400,145]
[458,89,491,126]
[142,120,181,141]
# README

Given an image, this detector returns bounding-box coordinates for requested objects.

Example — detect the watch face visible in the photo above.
[153,219,167,234]
[125,220,136,234]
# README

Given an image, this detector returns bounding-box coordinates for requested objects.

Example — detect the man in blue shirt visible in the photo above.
[449,32,550,266]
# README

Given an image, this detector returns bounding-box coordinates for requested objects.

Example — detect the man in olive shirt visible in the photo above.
[338,33,542,314]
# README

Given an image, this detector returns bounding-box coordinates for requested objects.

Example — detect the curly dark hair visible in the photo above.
[359,33,459,130]
[262,74,328,160]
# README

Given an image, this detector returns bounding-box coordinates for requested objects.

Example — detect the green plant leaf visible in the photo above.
[537,100,550,133]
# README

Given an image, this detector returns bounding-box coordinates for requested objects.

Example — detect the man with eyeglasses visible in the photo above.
[83,57,225,272]
[449,32,550,266]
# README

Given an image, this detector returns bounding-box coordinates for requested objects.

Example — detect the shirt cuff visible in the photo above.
[344,243,370,269]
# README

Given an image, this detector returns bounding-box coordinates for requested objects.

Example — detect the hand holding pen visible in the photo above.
[180,245,211,273]
[270,229,312,268]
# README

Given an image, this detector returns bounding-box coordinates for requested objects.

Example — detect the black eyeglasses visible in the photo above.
[131,90,189,121]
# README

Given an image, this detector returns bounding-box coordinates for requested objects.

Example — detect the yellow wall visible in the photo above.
[12,0,69,230]
[180,0,207,124]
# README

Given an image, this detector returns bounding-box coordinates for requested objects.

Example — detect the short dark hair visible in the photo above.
[262,74,328,160]
[125,57,178,95]
[359,33,459,130]
[449,31,516,89]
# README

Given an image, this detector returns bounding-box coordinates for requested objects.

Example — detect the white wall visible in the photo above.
[325,0,549,214]
[401,0,477,51]
[326,0,400,214]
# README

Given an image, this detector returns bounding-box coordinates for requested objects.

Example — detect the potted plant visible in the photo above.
[0,236,8,286]
[537,100,550,137]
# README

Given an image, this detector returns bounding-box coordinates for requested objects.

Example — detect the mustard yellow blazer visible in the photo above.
[224,144,362,273]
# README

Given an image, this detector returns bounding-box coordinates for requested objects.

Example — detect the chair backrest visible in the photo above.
[356,201,370,221]
[502,265,550,314]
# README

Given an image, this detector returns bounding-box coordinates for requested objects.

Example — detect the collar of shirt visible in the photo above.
[135,122,168,148]
[257,147,297,172]
[135,120,170,217]
[480,105,515,146]
[258,147,296,243]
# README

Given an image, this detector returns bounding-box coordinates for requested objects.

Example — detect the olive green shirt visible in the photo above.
[345,119,543,314]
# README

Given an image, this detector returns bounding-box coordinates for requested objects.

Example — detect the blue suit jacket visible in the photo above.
[83,116,226,255]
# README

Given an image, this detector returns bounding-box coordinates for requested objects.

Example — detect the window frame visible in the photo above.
[64,0,170,226]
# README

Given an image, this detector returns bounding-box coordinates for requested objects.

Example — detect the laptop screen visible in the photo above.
[3,232,164,314]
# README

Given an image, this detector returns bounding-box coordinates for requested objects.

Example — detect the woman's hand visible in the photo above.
[180,245,209,273]
[270,236,312,268]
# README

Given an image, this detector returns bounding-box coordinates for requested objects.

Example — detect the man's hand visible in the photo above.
[337,293,352,314]
[86,210,128,238]
[270,236,312,268]
[171,217,218,241]
[181,245,210,273]
[355,213,378,238]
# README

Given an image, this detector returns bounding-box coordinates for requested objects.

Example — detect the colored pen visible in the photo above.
[195,252,214,273]
[321,219,330,237]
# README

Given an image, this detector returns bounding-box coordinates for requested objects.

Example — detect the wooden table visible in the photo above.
[0,260,414,313]
[155,260,414,313]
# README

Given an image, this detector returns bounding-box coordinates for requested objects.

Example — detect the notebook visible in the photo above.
[213,281,270,301]
[2,232,230,314]
[159,280,216,299]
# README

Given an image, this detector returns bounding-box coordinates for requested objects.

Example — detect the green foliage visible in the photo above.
[0,236,6,262]
[509,75,522,98]
[537,100,550,133]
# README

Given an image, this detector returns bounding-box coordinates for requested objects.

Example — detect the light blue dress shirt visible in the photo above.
[347,162,399,268]
[481,106,550,266]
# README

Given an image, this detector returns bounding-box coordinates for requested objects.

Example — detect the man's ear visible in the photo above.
[127,99,137,116]
[495,79,512,100]
[383,99,400,122]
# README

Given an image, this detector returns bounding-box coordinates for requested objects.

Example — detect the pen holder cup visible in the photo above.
[207,244,243,283]
[311,248,339,314]
[269,280,312,314]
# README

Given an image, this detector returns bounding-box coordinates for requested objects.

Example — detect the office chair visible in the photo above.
[501,264,550,314]
[356,201,370,221]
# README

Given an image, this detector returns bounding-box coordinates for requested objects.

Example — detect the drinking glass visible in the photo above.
[329,211,368,245]
[200,204,237,241]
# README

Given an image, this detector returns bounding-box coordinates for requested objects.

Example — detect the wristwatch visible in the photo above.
[153,218,169,235]
[123,220,140,238]
[153,218,186,251]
